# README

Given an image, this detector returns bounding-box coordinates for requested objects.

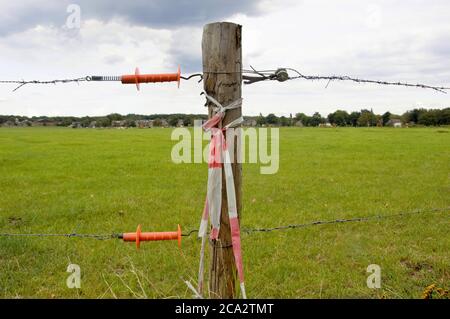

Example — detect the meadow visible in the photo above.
[0,126,448,298]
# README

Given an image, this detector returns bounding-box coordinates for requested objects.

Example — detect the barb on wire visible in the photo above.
[181,206,449,238]
[243,206,449,234]
[2,67,449,93]
[242,66,450,93]
[0,232,119,240]
[0,77,90,92]
[0,207,447,240]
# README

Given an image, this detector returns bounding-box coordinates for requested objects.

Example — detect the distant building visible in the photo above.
[32,121,43,127]
[111,120,126,128]
[32,119,58,126]
[176,119,184,127]
[294,120,303,127]
[160,119,169,128]
[243,119,257,127]
[70,122,82,128]
[89,121,97,128]
[2,120,15,127]
[319,123,332,128]
[135,120,153,128]
[16,119,31,127]
[387,119,402,127]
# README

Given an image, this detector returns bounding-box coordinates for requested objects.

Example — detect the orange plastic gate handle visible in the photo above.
[121,67,181,90]
[122,224,182,249]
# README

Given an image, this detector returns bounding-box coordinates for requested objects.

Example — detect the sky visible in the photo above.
[0,0,449,117]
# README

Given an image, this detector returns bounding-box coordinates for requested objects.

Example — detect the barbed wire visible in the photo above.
[178,67,450,93]
[1,67,449,93]
[0,232,118,240]
[181,206,450,237]
[241,67,450,93]
[244,206,449,234]
[285,68,450,93]
[0,206,447,240]
[0,77,90,92]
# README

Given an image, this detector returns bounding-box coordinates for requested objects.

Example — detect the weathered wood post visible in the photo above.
[202,22,242,299]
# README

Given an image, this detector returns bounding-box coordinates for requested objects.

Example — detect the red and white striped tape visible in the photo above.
[197,93,246,299]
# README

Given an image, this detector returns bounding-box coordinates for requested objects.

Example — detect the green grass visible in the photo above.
[0,126,448,298]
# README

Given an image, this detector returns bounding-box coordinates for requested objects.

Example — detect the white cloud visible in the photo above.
[0,0,449,117]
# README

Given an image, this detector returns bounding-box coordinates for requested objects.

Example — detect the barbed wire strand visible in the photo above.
[284,68,450,94]
[182,206,449,237]
[0,77,90,92]
[0,207,447,240]
[181,67,450,93]
[0,232,118,240]
[2,67,449,93]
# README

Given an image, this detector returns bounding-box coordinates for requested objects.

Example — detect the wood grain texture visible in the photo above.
[202,22,242,299]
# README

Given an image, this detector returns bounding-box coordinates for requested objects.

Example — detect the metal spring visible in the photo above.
[100,76,121,81]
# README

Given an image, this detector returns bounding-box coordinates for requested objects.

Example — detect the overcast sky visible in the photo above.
[0,0,449,117]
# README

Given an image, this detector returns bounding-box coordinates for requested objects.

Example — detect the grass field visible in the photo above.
[0,126,448,299]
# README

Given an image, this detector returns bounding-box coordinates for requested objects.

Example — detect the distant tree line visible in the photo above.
[256,107,450,127]
[0,107,449,127]
[0,113,208,127]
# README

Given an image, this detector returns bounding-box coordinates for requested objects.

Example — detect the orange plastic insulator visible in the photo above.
[121,66,181,90]
[122,224,182,249]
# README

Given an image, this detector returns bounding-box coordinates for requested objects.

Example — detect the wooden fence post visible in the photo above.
[202,22,242,299]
